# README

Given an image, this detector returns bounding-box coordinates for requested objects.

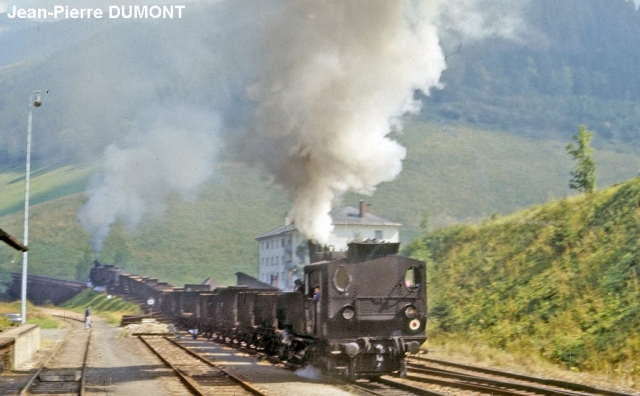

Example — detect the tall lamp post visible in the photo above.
[22,91,42,325]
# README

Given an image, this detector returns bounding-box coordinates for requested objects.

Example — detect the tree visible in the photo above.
[566,125,596,193]
[75,248,94,282]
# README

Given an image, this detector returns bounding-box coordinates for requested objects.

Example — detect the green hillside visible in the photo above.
[350,119,640,240]
[0,164,95,217]
[0,162,290,286]
[1,120,639,287]
[409,177,640,385]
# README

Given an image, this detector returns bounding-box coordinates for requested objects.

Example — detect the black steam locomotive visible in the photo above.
[90,240,426,379]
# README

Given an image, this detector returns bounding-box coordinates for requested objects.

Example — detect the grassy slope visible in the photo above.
[60,289,141,325]
[349,120,640,240]
[0,164,95,217]
[1,119,639,287]
[417,178,640,380]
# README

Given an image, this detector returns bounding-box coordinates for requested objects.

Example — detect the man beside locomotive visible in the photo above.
[311,286,322,335]
[311,286,321,303]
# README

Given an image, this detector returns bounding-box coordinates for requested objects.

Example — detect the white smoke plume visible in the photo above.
[79,108,218,255]
[239,0,527,243]
[29,0,525,250]
[241,1,446,243]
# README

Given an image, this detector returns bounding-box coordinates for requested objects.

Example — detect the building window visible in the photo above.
[375,230,383,240]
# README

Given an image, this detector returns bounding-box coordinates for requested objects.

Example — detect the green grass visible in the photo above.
[60,289,141,325]
[0,301,60,329]
[407,178,640,386]
[364,120,640,240]
[1,120,639,288]
[0,163,95,217]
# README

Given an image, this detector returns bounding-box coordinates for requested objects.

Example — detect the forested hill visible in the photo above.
[406,176,640,380]
[425,0,640,147]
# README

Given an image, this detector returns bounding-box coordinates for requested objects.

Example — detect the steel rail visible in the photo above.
[79,324,92,396]
[179,336,444,396]
[19,325,92,395]
[140,335,266,396]
[165,336,268,395]
[410,357,636,396]
[407,365,589,396]
[366,376,449,396]
[138,336,208,396]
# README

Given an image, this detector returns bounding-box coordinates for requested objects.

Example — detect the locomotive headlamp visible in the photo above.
[404,305,418,319]
[409,319,421,331]
[342,306,355,320]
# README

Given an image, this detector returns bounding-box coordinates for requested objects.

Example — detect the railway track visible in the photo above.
[349,376,448,396]
[197,336,447,396]
[19,320,91,395]
[224,343,441,396]
[394,356,638,396]
[139,335,260,395]
[141,330,638,396]
[158,334,391,395]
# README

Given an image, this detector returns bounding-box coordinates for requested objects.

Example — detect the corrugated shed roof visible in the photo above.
[0,228,27,252]
[256,205,401,239]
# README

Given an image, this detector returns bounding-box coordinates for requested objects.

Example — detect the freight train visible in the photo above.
[90,240,426,380]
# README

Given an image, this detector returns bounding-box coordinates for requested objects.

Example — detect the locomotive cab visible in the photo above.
[302,241,427,379]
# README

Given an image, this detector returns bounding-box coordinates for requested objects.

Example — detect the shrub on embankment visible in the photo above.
[408,177,640,380]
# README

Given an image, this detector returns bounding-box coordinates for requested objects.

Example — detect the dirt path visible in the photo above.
[84,315,190,395]
[21,308,189,395]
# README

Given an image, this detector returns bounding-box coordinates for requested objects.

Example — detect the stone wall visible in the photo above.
[0,324,40,369]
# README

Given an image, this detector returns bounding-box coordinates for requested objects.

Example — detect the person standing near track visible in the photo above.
[85,306,91,329]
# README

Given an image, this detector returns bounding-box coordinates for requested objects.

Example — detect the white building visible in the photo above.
[256,201,401,291]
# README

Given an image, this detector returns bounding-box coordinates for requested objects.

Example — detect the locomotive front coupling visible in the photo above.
[341,336,421,359]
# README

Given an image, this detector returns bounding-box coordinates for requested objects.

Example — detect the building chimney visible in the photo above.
[359,200,368,218]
